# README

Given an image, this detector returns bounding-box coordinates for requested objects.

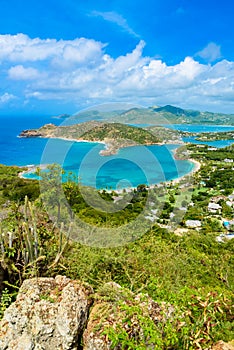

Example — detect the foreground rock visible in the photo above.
[0,275,93,350]
[0,278,173,350]
[0,276,232,349]
[211,341,234,350]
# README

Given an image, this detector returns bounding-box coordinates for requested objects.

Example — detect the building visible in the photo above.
[208,202,222,213]
[185,220,202,228]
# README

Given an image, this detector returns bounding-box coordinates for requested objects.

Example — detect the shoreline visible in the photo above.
[18,164,48,179]
[162,158,201,187]
[18,145,201,194]
[101,157,201,194]
[20,133,185,157]
[47,136,106,145]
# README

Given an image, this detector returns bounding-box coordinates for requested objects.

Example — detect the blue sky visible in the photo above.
[0,0,234,115]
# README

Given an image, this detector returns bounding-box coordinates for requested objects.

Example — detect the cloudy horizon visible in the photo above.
[0,1,234,115]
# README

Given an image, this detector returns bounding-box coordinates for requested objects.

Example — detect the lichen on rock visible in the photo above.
[0,275,93,350]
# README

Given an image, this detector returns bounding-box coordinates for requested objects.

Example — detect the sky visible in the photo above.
[0,0,234,115]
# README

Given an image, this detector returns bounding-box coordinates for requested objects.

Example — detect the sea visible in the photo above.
[1,115,234,190]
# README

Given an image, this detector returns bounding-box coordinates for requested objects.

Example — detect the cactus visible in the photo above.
[1,197,42,279]
[0,195,70,286]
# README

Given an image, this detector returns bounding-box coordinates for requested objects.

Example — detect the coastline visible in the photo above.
[102,156,201,194]
[18,139,201,193]
[163,158,201,186]
[47,136,106,145]
[20,132,185,157]
[18,164,48,179]
[39,135,170,156]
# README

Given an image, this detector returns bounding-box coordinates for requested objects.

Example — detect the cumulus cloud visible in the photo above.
[0,93,16,104]
[91,11,140,38]
[8,65,40,80]
[1,34,234,112]
[0,34,104,63]
[196,42,221,62]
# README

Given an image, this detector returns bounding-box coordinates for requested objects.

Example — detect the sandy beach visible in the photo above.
[103,157,202,194]
[164,158,201,186]
[18,164,48,179]
[46,136,106,145]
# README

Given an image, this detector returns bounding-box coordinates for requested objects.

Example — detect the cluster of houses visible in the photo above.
[185,193,234,234]
[142,183,233,239]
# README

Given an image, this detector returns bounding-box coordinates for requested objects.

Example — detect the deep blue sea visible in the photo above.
[1,116,234,189]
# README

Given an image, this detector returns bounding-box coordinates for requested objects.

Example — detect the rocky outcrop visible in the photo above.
[19,129,42,137]
[211,341,234,350]
[0,275,93,350]
[19,124,57,138]
[0,277,232,350]
[0,278,173,350]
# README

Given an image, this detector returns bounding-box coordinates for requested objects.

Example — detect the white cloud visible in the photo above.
[0,34,104,63]
[8,65,40,80]
[91,11,140,38]
[1,34,234,113]
[0,93,16,104]
[196,42,221,62]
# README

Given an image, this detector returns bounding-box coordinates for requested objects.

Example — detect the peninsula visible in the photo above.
[19,121,166,156]
[20,117,234,160]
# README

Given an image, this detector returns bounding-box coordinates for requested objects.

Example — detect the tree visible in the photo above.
[38,164,68,223]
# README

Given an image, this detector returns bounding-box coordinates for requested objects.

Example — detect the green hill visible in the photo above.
[70,105,234,125]
[20,121,162,155]
[51,104,234,125]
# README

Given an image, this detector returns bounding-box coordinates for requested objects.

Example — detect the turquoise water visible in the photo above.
[162,124,234,133]
[23,140,194,189]
[129,124,234,132]
[182,136,234,148]
[1,116,233,190]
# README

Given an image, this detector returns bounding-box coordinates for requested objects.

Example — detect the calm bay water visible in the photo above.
[162,124,234,133]
[23,139,193,189]
[1,116,234,189]
[182,136,234,148]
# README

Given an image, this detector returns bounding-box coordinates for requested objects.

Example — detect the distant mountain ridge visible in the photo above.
[152,105,200,118]
[71,104,234,125]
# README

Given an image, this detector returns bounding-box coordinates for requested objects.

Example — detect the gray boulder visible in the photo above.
[0,275,93,350]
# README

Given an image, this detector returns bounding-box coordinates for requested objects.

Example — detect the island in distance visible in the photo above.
[67,104,234,125]
[19,104,234,156]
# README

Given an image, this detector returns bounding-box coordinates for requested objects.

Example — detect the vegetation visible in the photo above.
[0,165,40,204]
[62,104,234,125]
[20,121,164,155]
[195,130,234,141]
[97,105,234,125]
[0,143,233,348]
[0,193,233,347]
[81,122,160,144]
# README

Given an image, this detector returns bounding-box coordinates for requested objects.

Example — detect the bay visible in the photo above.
[1,116,233,189]
[23,140,193,189]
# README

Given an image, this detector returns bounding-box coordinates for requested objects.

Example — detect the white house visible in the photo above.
[185,220,202,228]
[208,202,222,213]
